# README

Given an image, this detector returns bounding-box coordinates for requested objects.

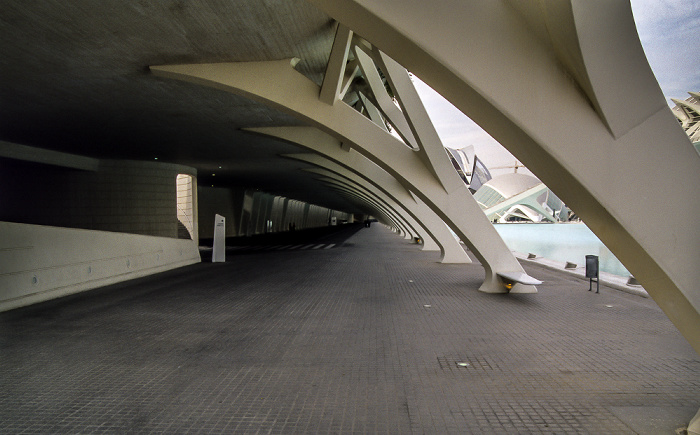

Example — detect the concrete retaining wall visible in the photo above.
[0,221,200,312]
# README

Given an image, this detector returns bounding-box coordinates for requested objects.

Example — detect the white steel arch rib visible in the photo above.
[318,177,414,238]
[305,169,429,245]
[150,60,532,293]
[297,0,700,358]
[285,150,470,262]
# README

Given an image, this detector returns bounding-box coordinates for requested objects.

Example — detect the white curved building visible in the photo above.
[474,173,568,223]
[672,92,700,150]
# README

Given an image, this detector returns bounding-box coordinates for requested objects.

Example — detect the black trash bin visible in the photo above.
[585,255,599,293]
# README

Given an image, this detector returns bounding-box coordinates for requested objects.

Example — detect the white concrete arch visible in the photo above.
[306,167,436,247]
[329,186,397,231]
[282,150,470,263]
[317,177,416,239]
[151,60,532,293]
[292,152,469,261]
[300,0,700,356]
[298,158,460,258]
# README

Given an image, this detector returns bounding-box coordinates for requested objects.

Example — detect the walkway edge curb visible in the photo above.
[513,251,649,298]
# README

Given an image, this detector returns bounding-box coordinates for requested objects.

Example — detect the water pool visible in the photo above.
[493,222,631,277]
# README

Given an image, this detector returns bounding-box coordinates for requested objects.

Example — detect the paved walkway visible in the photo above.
[1,225,698,434]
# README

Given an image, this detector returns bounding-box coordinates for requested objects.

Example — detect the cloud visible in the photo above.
[631,0,700,101]
[631,0,698,30]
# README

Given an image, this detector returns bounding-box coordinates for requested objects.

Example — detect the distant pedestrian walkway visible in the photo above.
[0,225,697,433]
[200,242,338,255]
[199,222,363,261]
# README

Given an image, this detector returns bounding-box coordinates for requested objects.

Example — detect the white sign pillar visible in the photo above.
[212,214,226,263]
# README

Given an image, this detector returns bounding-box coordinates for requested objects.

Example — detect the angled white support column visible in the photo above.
[357,93,388,132]
[151,60,528,292]
[373,50,466,194]
[353,47,418,149]
[319,23,353,105]
[282,148,469,262]
[305,0,700,355]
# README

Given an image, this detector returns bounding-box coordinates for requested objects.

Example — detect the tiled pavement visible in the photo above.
[1,224,698,434]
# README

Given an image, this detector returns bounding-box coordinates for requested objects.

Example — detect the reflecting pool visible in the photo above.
[494,222,631,277]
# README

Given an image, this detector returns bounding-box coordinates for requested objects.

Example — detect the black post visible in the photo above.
[585,255,599,293]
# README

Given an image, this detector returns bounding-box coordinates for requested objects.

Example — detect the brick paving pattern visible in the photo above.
[1,224,698,433]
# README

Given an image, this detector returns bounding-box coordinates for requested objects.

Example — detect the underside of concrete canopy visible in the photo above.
[1,4,699,427]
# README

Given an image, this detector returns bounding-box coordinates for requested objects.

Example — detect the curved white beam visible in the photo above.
[294,154,472,262]
[280,130,477,263]
[320,23,353,105]
[306,167,437,248]
[319,177,415,239]
[284,150,470,262]
[353,47,418,149]
[329,185,401,233]
[303,0,700,353]
[151,60,530,292]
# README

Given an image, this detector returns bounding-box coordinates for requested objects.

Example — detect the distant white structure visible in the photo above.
[473,173,569,223]
[671,91,700,150]
[445,145,493,193]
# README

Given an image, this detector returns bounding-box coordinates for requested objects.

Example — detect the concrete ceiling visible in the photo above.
[0,0,365,212]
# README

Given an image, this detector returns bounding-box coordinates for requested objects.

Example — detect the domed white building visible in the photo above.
[473,173,569,223]
[672,91,700,152]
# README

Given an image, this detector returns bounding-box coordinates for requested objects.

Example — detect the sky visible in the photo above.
[415,0,700,178]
